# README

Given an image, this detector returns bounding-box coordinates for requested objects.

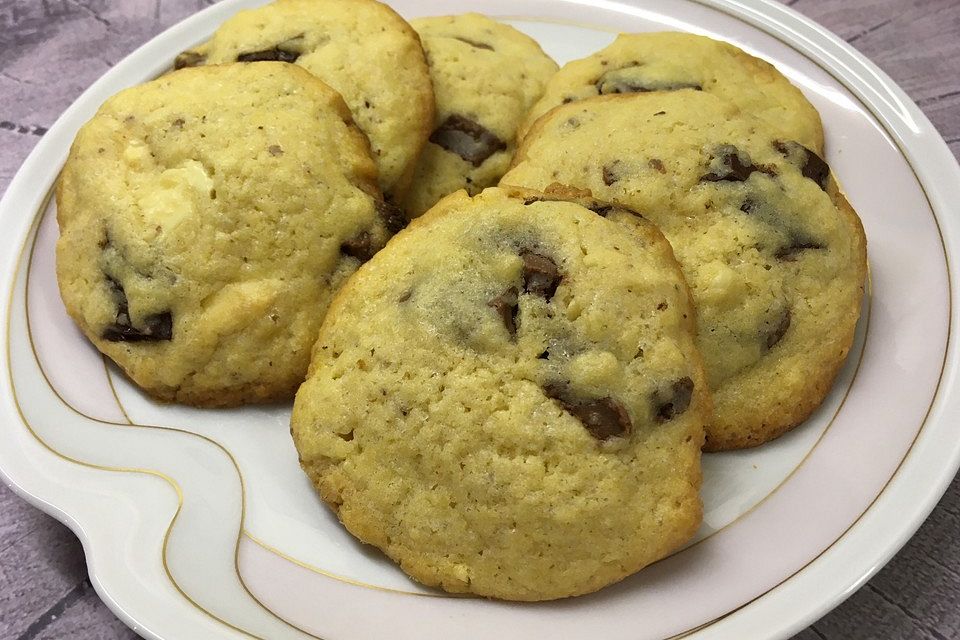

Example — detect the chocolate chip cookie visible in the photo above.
[401,14,558,217]
[502,92,866,450]
[291,187,708,600]
[517,32,824,154]
[175,0,434,202]
[56,63,400,406]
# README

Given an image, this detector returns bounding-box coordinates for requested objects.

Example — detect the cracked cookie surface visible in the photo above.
[56,63,395,406]
[291,186,708,600]
[517,32,823,154]
[175,0,434,202]
[401,14,557,217]
[502,92,867,450]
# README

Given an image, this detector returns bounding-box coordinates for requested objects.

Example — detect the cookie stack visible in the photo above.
[56,0,866,602]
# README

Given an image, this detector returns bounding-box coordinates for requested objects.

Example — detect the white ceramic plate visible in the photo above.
[2,1,959,638]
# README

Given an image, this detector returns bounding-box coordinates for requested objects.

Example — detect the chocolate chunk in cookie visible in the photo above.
[521,250,562,300]
[701,145,757,182]
[489,286,519,336]
[652,377,694,423]
[341,231,376,262]
[588,204,615,217]
[775,238,825,261]
[544,382,632,440]
[774,140,831,191]
[237,36,305,64]
[376,200,407,234]
[596,66,702,95]
[602,160,626,186]
[101,277,173,343]
[103,312,173,343]
[237,47,300,63]
[429,115,507,167]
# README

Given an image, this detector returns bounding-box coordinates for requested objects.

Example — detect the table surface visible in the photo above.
[2,0,959,638]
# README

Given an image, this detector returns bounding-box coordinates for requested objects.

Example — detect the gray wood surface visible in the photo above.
[1,0,958,638]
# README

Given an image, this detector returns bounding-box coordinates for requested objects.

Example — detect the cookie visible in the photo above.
[175,0,434,202]
[400,14,558,217]
[291,187,708,600]
[517,32,823,154]
[501,92,866,450]
[56,63,402,407]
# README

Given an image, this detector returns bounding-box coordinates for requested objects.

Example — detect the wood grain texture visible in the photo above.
[0,0,958,638]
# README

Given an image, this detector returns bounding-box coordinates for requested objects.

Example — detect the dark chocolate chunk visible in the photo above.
[596,68,702,95]
[773,141,831,191]
[588,204,614,217]
[775,239,824,261]
[236,47,301,63]
[569,399,632,440]
[142,312,173,340]
[488,286,519,337]
[376,200,407,234]
[101,276,173,342]
[453,36,493,51]
[602,160,625,186]
[174,51,206,70]
[649,158,666,174]
[801,152,831,190]
[341,231,375,262]
[701,145,757,182]
[103,312,172,342]
[652,377,694,423]
[764,308,791,350]
[102,323,135,343]
[520,251,561,300]
[429,115,506,167]
[544,383,632,440]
